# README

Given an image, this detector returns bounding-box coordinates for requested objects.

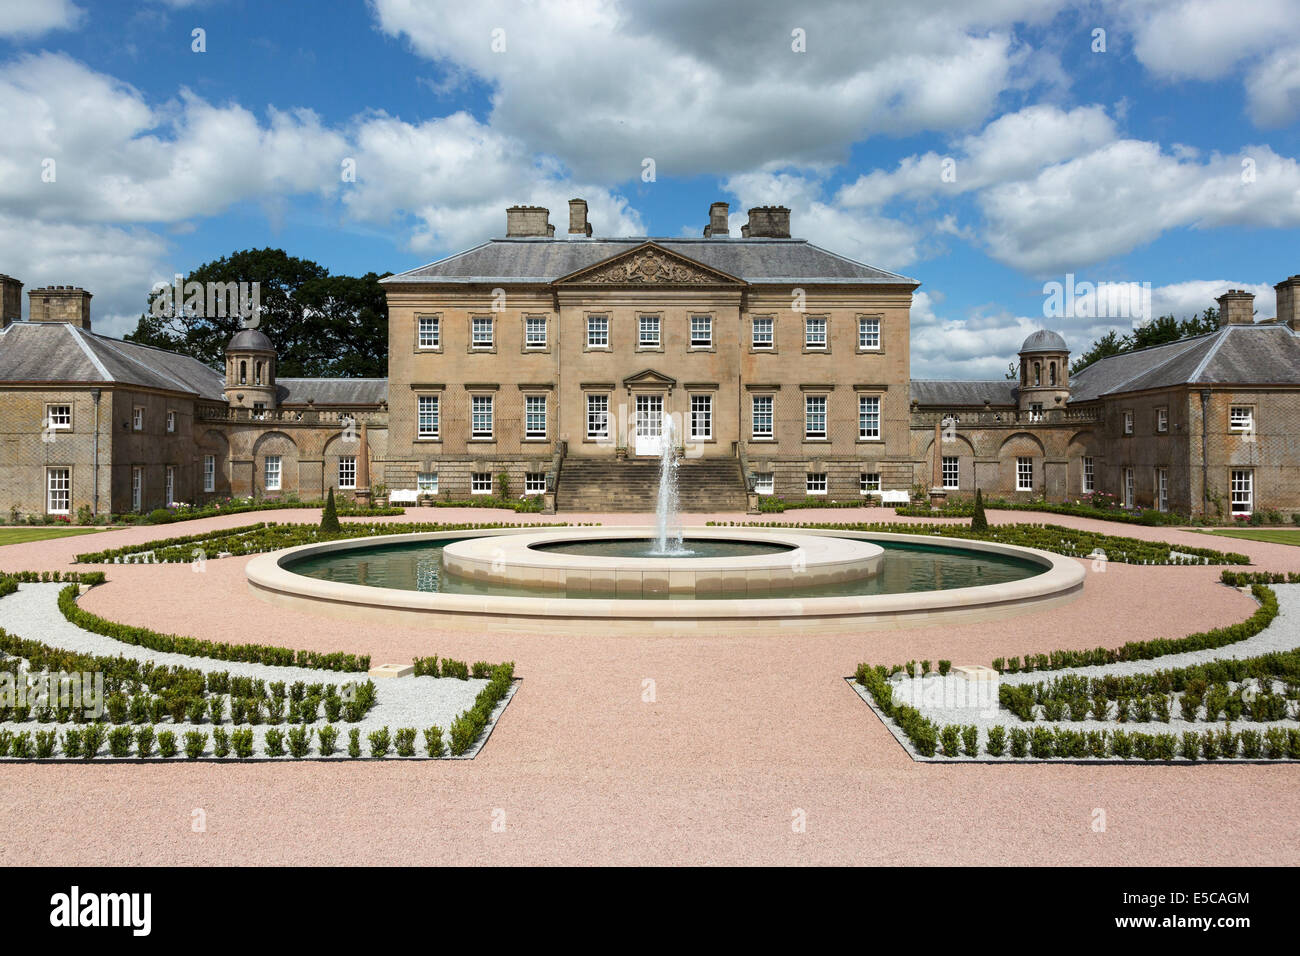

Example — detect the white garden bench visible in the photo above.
[878,490,911,505]
[387,489,420,505]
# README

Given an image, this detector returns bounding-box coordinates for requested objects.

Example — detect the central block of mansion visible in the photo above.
[2,200,1299,518]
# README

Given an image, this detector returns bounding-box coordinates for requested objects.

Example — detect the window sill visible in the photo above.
[857,437,883,443]
[414,437,441,443]
[414,347,442,353]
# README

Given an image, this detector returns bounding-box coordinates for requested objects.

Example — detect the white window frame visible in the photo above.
[524,472,547,495]
[857,316,880,351]
[804,316,827,349]
[417,315,441,349]
[1230,469,1253,515]
[860,472,881,495]
[586,394,609,440]
[858,395,880,440]
[586,314,609,349]
[754,472,774,495]
[1156,467,1168,512]
[203,454,215,493]
[942,456,959,490]
[690,315,712,348]
[1029,403,1044,423]
[1082,456,1094,494]
[338,456,356,490]
[638,314,660,348]
[165,465,176,505]
[690,394,712,441]
[806,472,827,496]
[166,410,176,433]
[264,456,281,492]
[525,394,547,440]
[417,394,440,440]
[1016,457,1033,492]
[131,466,143,511]
[45,404,71,431]
[805,395,827,440]
[471,394,494,440]
[1156,407,1168,433]
[470,472,493,495]
[1123,467,1135,508]
[471,316,493,349]
[1123,410,1133,435]
[751,316,773,349]
[751,395,774,439]
[132,406,144,431]
[417,472,439,494]
[524,315,547,349]
[47,467,70,515]
[1229,406,1254,433]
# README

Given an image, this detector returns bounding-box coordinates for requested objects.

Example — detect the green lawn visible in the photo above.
[1199,527,1300,547]
[0,527,106,546]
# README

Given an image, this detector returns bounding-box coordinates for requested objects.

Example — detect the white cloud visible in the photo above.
[978,141,1300,273]
[370,0,1068,180]
[0,0,82,37]
[0,213,170,337]
[1103,0,1300,127]
[1245,45,1300,126]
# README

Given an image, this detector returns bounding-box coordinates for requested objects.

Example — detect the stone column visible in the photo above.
[928,419,948,509]
[354,421,372,507]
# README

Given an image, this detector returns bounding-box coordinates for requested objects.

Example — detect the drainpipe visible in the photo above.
[1200,389,1210,517]
[91,388,101,517]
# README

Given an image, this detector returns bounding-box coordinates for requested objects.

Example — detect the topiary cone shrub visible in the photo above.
[320,487,341,534]
[971,488,989,532]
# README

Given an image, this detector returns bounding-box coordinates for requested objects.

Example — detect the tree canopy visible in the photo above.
[124,248,390,378]
[1069,308,1220,375]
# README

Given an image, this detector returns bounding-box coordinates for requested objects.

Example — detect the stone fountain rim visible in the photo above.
[246,526,1085,632]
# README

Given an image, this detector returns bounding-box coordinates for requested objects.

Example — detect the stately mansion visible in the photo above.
[1,200,1298,518]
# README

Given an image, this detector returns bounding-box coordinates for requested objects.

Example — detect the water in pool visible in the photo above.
[284,536,1042,599]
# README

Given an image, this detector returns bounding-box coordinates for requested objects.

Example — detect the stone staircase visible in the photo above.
[555,457,747,513]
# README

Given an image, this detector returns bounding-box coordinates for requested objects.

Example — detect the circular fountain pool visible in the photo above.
[246,526,1085,634]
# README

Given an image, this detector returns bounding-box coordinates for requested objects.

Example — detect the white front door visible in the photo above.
[634,394,664,456]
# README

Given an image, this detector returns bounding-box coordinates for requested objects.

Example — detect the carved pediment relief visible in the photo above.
[556,242,744,287]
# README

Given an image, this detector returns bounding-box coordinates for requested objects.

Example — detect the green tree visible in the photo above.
[1070,308,1222,375]
[1070,329,1126,374]
[320,487,341,534]
[123,249,389,377]
[971,487,988,532]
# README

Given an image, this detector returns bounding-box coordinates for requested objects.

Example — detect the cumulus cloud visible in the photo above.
[0,213,171,337]
[0,0,82,37]
[370,0,1067,180]
[1102,0,1300,127]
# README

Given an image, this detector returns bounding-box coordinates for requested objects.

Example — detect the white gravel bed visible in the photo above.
[854,583,1300,762]
[0,583,514,760]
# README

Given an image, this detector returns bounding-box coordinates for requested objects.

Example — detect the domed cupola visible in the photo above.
[1017,329,1070,418]
[224,328,277,412]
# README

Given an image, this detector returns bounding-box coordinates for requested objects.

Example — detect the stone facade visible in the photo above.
[1,203,1297,519]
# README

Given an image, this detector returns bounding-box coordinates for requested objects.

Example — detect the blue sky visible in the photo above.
[1,0,1298,376]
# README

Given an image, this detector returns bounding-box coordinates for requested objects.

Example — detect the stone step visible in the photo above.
[556,456,746,512]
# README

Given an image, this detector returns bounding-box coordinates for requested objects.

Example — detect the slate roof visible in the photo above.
[276,378,388,406]
[382,238,919,286]
[0,321,226,400]
[1070,324,1300,401]
[910,380,1017,407]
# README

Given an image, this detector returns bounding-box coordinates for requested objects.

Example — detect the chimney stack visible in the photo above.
[0,273,21,328]
[704,202,729,238]
[28,285,92,329]
[1215,289,1255,326]
[505,205,554,237]
[568,198,592,237]
[745,205,791,238]
[1274,274,1300,332]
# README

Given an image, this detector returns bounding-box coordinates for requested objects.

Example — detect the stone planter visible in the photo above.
[374,496,389,508]
[418,497,435,508]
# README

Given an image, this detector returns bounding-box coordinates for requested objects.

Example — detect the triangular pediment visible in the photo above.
[555,241,745,287]
[622,368,677,388]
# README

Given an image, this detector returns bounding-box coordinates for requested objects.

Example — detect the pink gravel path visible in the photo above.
[2,506,1298,866]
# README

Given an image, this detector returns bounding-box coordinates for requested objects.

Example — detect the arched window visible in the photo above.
[1033,362,1041,387]
[1049,362,1057,386]
[255,361,263,385]
[239,360,247,385]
